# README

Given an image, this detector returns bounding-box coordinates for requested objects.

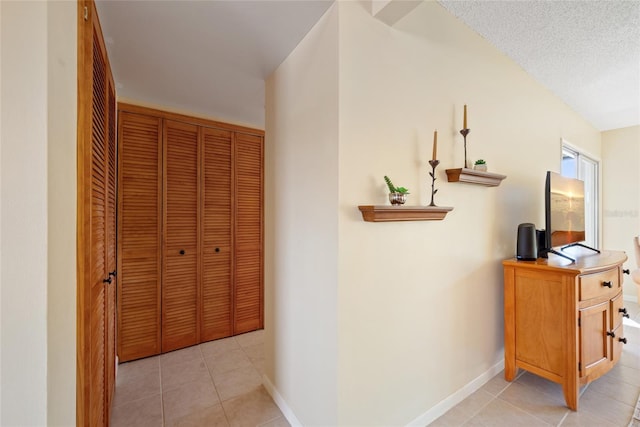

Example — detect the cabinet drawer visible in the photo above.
[579,268,619,301]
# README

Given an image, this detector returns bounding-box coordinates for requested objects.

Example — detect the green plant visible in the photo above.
[474,159,486,165]
[384,175,409,194]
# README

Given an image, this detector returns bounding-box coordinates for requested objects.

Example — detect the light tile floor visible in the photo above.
[432,300,640,426]
[112,301,640,427]
[110,329,289,427]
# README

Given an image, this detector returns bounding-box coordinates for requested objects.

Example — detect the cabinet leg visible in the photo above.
[504,359,517,381]
[562,381,578,411]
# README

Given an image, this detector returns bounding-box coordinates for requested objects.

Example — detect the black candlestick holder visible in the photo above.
[428,159,440,206]
[459,128,470,168]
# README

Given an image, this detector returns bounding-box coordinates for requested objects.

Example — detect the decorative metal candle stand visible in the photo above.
[459,128,470,168]
[428,159,440,206]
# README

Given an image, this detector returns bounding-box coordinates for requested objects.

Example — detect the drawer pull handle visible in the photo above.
[606,331,616,338]
[602,281,612,288]
[103,276,112,284]
[619,308,630,318]
[619,337,628,344]
[623,269,630,275]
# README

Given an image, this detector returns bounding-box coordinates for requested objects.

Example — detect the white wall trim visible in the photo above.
[406,359,505,427]
[624,294,638,303]
[263,375,302,427]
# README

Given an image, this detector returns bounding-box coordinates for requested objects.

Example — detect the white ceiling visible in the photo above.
[97,0,640,131]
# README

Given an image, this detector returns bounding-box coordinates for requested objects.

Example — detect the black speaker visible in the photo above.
[517,223,538,260]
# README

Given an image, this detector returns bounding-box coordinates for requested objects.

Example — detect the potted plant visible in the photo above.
[473,159,487,171]
[384,175,409,205]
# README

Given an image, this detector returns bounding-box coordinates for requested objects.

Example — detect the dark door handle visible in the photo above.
[215,247,220,253]
[619,337,628,344]
[109,270,117,277]
[179,250,185,255]
[103,276,112,284]
[623,269,630,275]
[602,281,612,288]
[607,331,616,338]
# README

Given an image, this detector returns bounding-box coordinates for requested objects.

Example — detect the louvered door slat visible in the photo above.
[234,133,263,333]
[104,78,117,416]
[89,21,107,427]
[117,112,162,362]
[201,128,233,341]
[162,121,200,352]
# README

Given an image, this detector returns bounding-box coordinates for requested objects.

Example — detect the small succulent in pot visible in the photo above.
[384,175,409,205]
[473,159,487,171]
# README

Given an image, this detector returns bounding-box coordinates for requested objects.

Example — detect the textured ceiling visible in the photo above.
[97,0,639,131]
[438,0,640,131]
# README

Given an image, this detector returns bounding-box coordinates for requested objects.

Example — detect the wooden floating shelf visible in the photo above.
[358,205,454,222]
[445,168,506,187]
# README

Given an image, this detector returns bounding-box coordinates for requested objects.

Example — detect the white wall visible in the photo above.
[602,125,640,300]
[0,2,77,425]
[264,4,339,425]
[0,2,49,424]
[47,1,77,424]
[267,1,601,425]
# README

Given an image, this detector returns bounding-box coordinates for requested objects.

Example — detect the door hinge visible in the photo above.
[84,6,88,21]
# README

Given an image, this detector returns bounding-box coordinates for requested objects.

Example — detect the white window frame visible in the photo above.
[561,139,600,249]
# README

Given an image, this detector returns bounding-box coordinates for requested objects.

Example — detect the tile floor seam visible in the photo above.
[464,392,498,425]
[201,343,231,426]
[556,409,570,426]
[158,357,167,427]
[495,393,555,426]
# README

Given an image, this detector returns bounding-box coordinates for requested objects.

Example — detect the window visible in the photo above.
[561,143,599,249]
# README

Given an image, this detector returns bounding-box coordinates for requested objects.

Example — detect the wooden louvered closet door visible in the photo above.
[234,133,264,333]
[77,1,116,424]
[162,120,201,352]
[117,112,162,362]
[104,79,117,415]
[201,128,234,341]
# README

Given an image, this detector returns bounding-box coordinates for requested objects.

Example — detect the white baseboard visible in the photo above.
[263,374,302,427]
[624,294,639,303]
[406,359,505,427]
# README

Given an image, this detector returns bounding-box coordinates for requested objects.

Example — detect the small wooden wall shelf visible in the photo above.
[358,205,453,222]
[445,168,506,187]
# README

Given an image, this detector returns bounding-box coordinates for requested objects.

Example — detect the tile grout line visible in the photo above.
[199,342,233,426]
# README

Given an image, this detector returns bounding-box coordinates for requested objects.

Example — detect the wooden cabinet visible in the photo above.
[117,104,263,362]
[503,251,628,411]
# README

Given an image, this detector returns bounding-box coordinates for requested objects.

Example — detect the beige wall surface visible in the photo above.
[336,2,600,424]
[264,3,339,425]
[602,125,640,299]
[47,1,77,425]
[0,2,77,424]
[268,1,601,425]
[0,2,49,424]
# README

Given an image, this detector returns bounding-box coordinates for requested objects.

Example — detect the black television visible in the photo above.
[542,171,598,262]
